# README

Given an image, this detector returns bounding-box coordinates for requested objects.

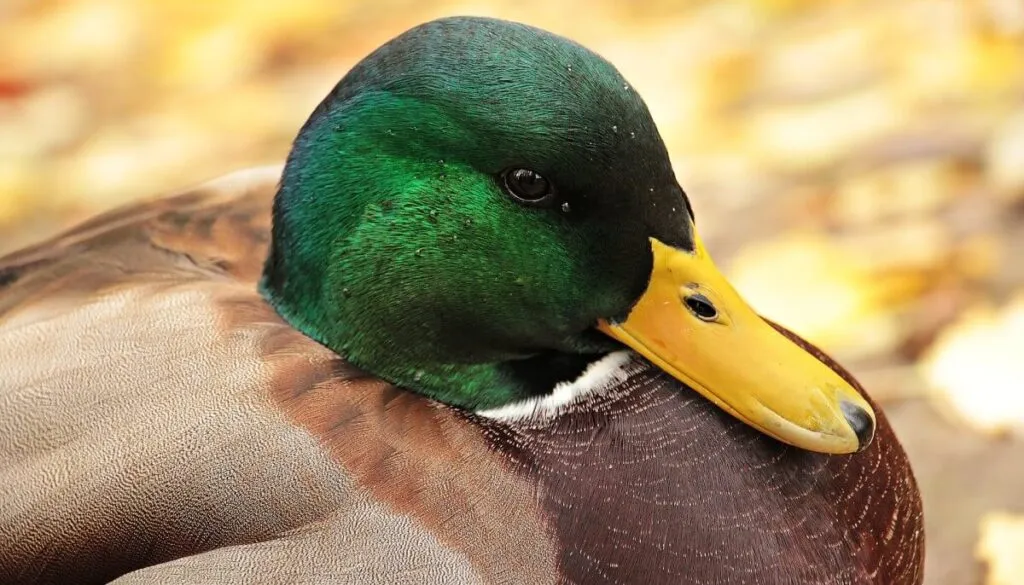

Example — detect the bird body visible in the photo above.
[0,17,924,585]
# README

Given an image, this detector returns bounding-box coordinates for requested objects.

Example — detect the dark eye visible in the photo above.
[502,168,555,205]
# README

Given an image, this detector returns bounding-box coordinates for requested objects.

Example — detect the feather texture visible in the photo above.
[0,167,923,584]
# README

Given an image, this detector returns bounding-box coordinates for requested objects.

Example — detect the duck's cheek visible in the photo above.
[596,235,875,455]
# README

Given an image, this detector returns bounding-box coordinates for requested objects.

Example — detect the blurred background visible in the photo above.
[1,0,1022,582]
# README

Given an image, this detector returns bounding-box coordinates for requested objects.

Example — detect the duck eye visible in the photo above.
[502,168,555,205]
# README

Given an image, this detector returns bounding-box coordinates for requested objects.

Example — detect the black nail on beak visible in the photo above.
[840,400,875,452]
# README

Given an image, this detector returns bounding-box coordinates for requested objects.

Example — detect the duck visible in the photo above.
[0,16,923,585]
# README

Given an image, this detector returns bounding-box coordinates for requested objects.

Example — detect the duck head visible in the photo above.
[260,16,875,454]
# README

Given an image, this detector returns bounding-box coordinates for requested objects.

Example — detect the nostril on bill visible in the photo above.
[683,293,717,321]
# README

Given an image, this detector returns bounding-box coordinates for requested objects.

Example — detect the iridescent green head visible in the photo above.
[262,17,690,407]
[261,16,877,455]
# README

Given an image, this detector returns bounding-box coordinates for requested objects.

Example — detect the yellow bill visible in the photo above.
[598,235,875,454]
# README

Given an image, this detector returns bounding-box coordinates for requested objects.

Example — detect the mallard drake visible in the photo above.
[0,16,923,585]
